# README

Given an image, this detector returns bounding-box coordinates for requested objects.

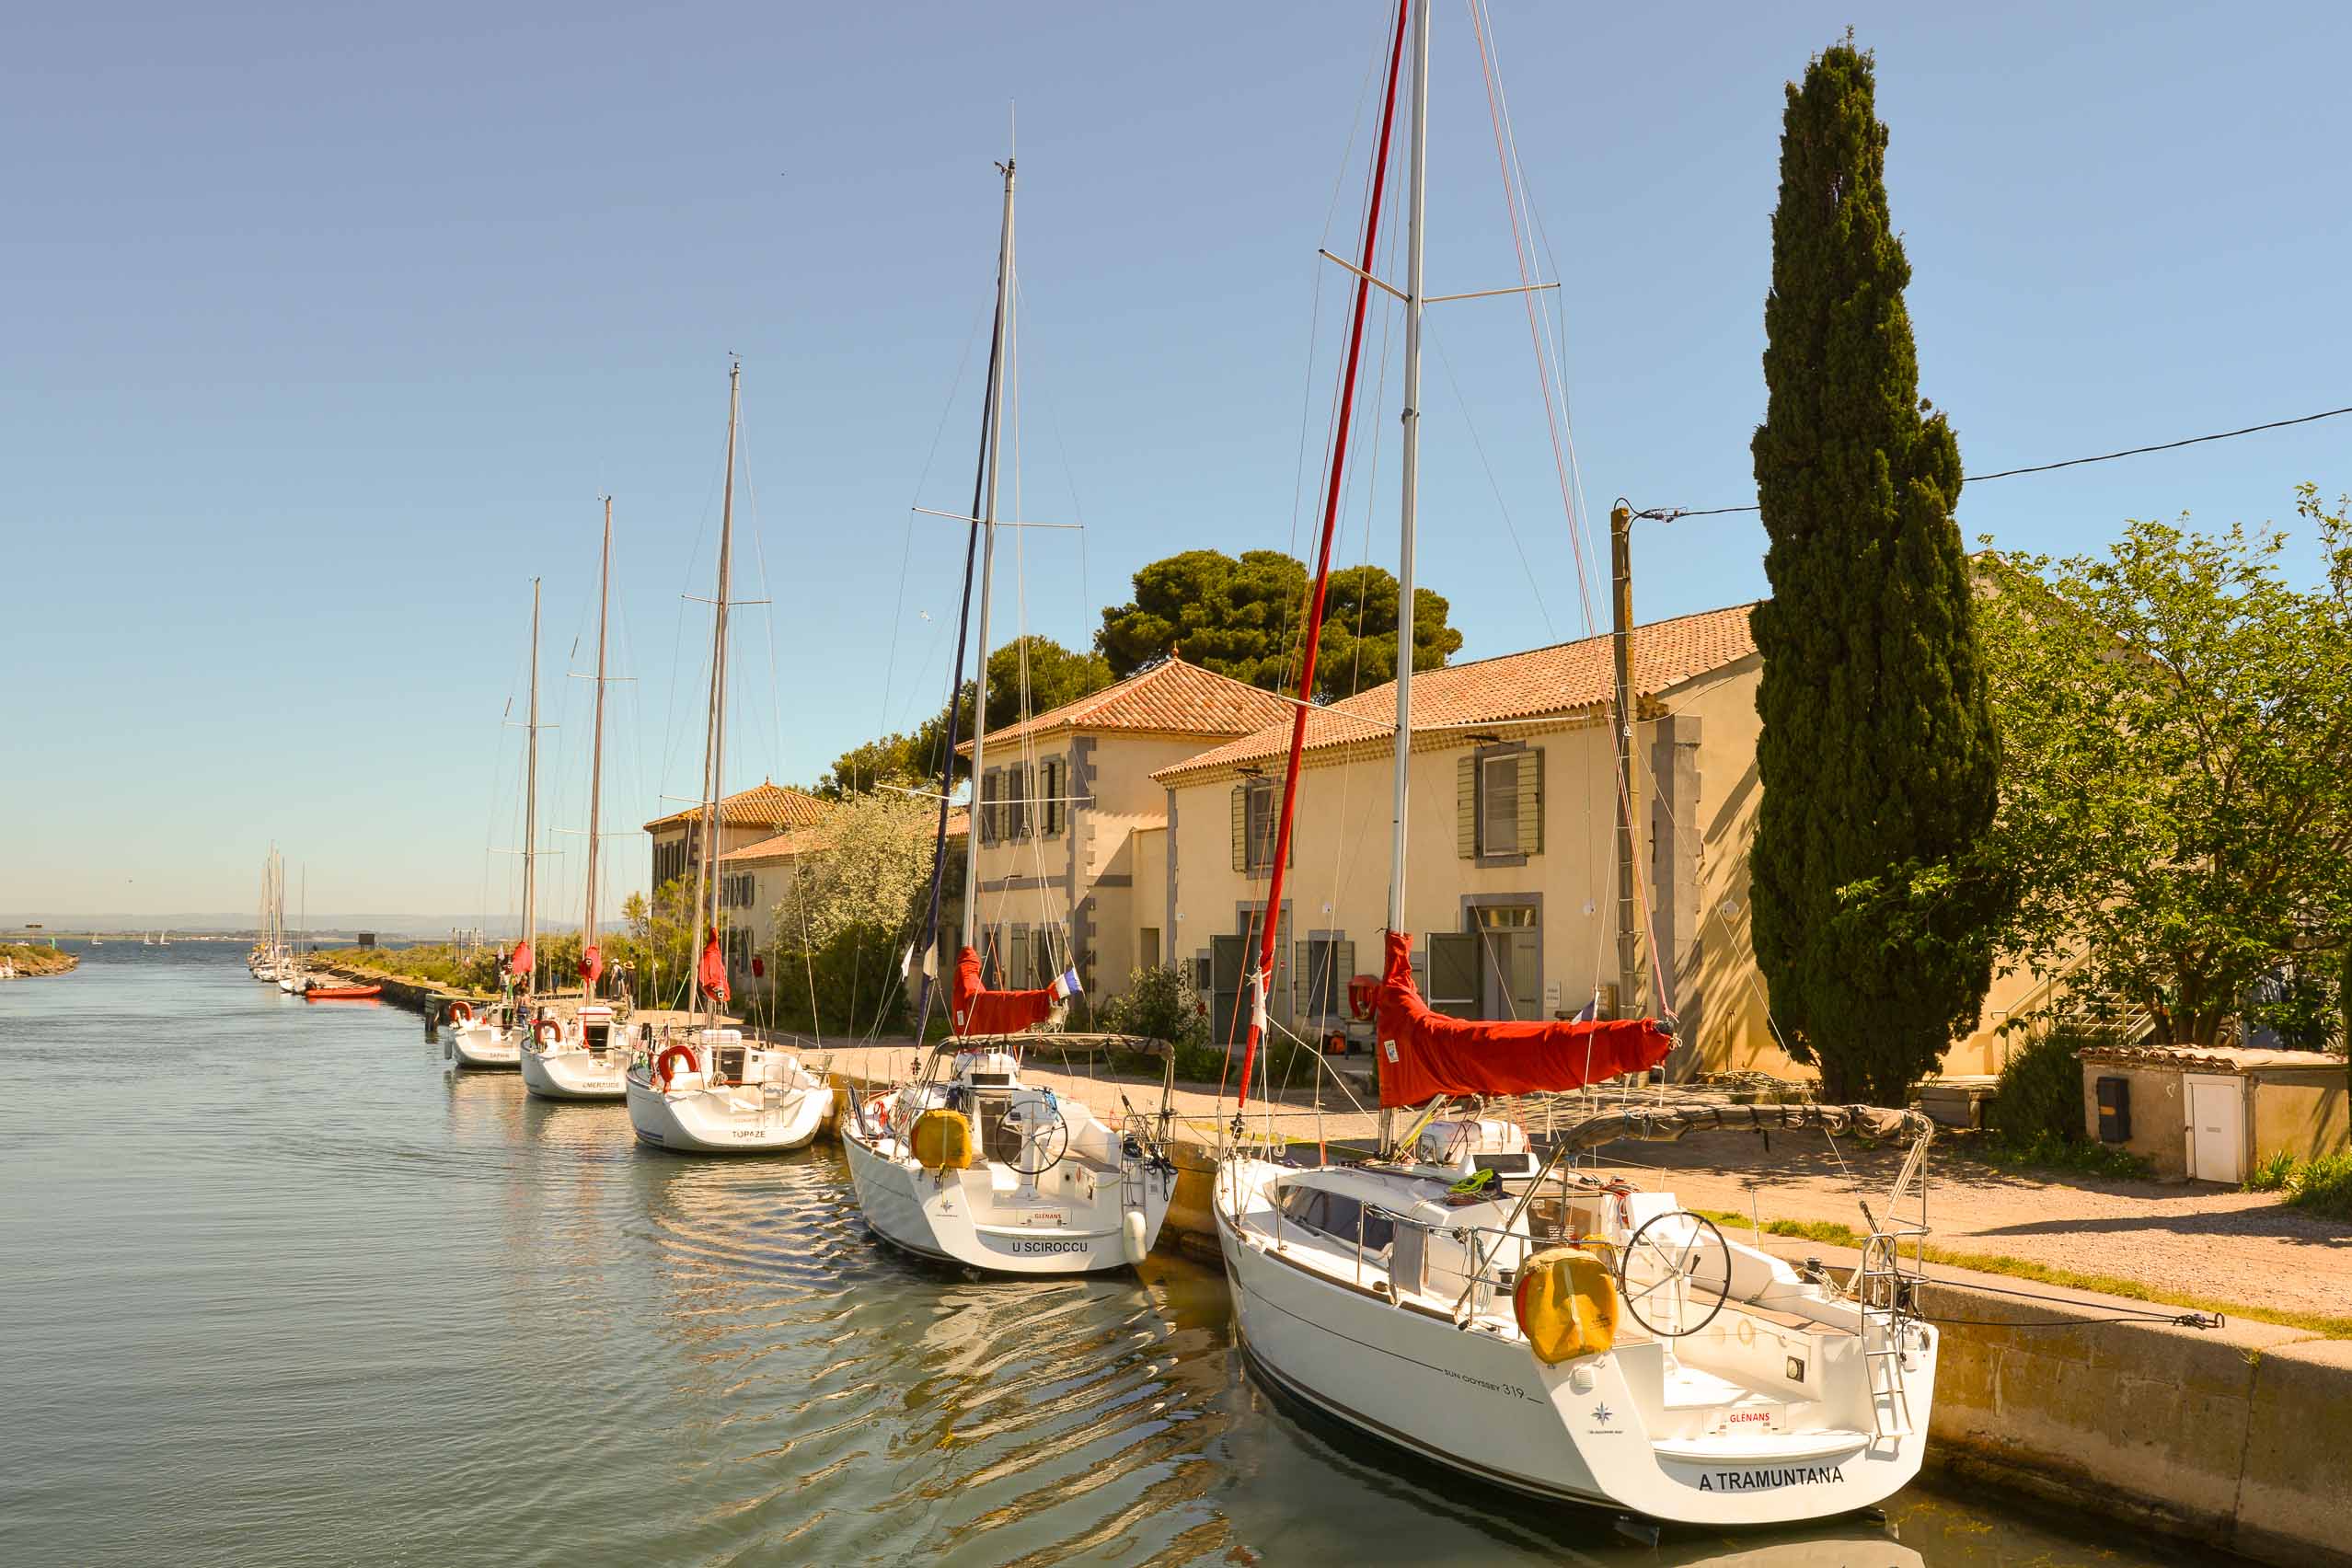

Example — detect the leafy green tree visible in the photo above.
[1747,39,2003,1102]
[1096,548,1459,700]
[1975,488,2352,1047]
[816,634,1113,795]
[763,790,940,1034]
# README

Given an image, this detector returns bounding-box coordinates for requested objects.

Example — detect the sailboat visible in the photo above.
[839,160,1178,1274]
[1209,1,1941,1526]
[521,500,628,1101]
[621,363,835,1153]
[446,581,545,1070]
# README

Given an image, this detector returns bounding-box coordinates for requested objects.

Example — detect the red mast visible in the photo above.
[1235,0,1412,1113]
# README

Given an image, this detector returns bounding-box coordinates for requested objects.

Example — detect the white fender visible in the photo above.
[1123,1207,1149,1265]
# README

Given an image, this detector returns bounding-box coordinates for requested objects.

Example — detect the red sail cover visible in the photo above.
[951,946,1055,1036]
[507,940,534,980]
[578,944,604,986]
[1373,931,1672,1110]
[698,934,729,1005]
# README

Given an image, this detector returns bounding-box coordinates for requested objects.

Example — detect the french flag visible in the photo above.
[1050,965,1083,1001]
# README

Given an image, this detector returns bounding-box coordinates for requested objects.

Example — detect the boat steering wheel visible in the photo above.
[996,1101,1069,1177]
[1614,1210,1732,1339]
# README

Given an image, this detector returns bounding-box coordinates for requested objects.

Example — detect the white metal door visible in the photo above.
[2185,1074,2244,1184]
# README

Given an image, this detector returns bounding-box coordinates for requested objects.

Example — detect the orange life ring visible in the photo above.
[654,1043,699,1091]
[534,1018,561,1047]
[447,1000,474,1025]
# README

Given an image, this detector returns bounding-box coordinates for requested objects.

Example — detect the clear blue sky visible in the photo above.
[5,1,2346,928]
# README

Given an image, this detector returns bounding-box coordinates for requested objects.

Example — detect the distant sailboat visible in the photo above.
[447,582,543,1070]
[521,500,628,1101]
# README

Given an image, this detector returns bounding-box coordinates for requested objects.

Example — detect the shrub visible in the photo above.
[2289,1152,2352,1221]
[1096,965,1209,1050]
[1988,1025,2093,1145]
[2247,1148,2300,1193]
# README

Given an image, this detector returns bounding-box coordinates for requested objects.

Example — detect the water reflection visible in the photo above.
[0,948,2234,1567]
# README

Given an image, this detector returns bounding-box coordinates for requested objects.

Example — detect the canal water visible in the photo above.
[2,946,2240,1566]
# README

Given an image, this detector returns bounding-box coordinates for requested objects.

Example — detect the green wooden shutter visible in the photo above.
[1519,746,1544,854]
[1231,785,1248,871]
[1457,754,1477,858]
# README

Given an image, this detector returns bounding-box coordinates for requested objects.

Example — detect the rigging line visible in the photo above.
[1466,0,1668,1016]
[1431,329,1557,640]
[1639,404,2352,520]
[873,292,997,788]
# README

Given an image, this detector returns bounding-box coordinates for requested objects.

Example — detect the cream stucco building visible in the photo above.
[957,658,1291,999]
[1143,606,2044,1081]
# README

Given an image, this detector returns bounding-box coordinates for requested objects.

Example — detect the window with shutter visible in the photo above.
[980,771,997,845]
[1041,758,1063,836]
[1231,785,1249,871]
[1482,754,1521,855]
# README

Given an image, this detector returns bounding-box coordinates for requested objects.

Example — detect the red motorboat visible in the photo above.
[303,984,383,1001]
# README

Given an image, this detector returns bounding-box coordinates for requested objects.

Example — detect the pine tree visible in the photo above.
[1748,39,2002,1104]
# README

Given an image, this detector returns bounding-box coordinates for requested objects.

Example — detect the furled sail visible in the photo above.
[698,933,730,1005]
[1372,931,1672,1109]
[951,946,1056,1036]
[578,944,604,986]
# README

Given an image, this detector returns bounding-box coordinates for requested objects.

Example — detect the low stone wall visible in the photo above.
[1754,1237,2352,1567]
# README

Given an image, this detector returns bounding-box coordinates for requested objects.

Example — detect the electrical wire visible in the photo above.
[1635,404,2352,522]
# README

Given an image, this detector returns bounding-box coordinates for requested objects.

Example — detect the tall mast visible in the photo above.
[523,576,541,1005]
[691,363,741,1025]
[1232,0,1411,1113]
[959,159,1017,955]
[583,498,612,1001]
[1386,0,1431,935]
[912,174,1009,1029]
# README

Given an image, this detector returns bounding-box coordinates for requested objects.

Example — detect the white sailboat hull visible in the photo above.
[623,1063,833,1153]
[449,1024,521,1070]
[1213,1159,1933,1527]
[519,1043,626,1100]
[841,1122,1171,1274]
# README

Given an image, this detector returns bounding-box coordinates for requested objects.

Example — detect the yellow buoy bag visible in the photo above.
[1513,1246,1619,1364]
[912,1109,974,1171]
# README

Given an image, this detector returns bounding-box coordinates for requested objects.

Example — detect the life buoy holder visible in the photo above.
[653,1043,699,1091]
[864,1093,895,1137]
[534,1018,561,1048]
[447,1000,474,1026]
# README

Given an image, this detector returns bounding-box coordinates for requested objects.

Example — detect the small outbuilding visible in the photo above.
[2079,1044,2348,1183]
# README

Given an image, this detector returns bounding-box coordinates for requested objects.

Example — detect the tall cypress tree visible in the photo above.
[1748,40,2001,1104]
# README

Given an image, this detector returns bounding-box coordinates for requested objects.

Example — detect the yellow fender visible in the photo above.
[1513,1245,1619,1364]
[912,1108,974,1171]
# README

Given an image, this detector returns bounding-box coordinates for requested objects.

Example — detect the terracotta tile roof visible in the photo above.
[721,806,968,865]
[643,779,833,835]
[956,657,1293,755]
[1154,605,1758,781]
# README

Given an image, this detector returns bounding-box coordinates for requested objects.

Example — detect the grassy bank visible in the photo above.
[311,945,500,996]
[0,942,78,977]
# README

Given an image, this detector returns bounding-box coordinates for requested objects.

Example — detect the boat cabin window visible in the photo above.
[965,1070,1015,1088]
[1276,1185,1394,1252]
[584,1022,610,1052]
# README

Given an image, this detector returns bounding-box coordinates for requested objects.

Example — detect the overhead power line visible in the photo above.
[1633,402,2352,523]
